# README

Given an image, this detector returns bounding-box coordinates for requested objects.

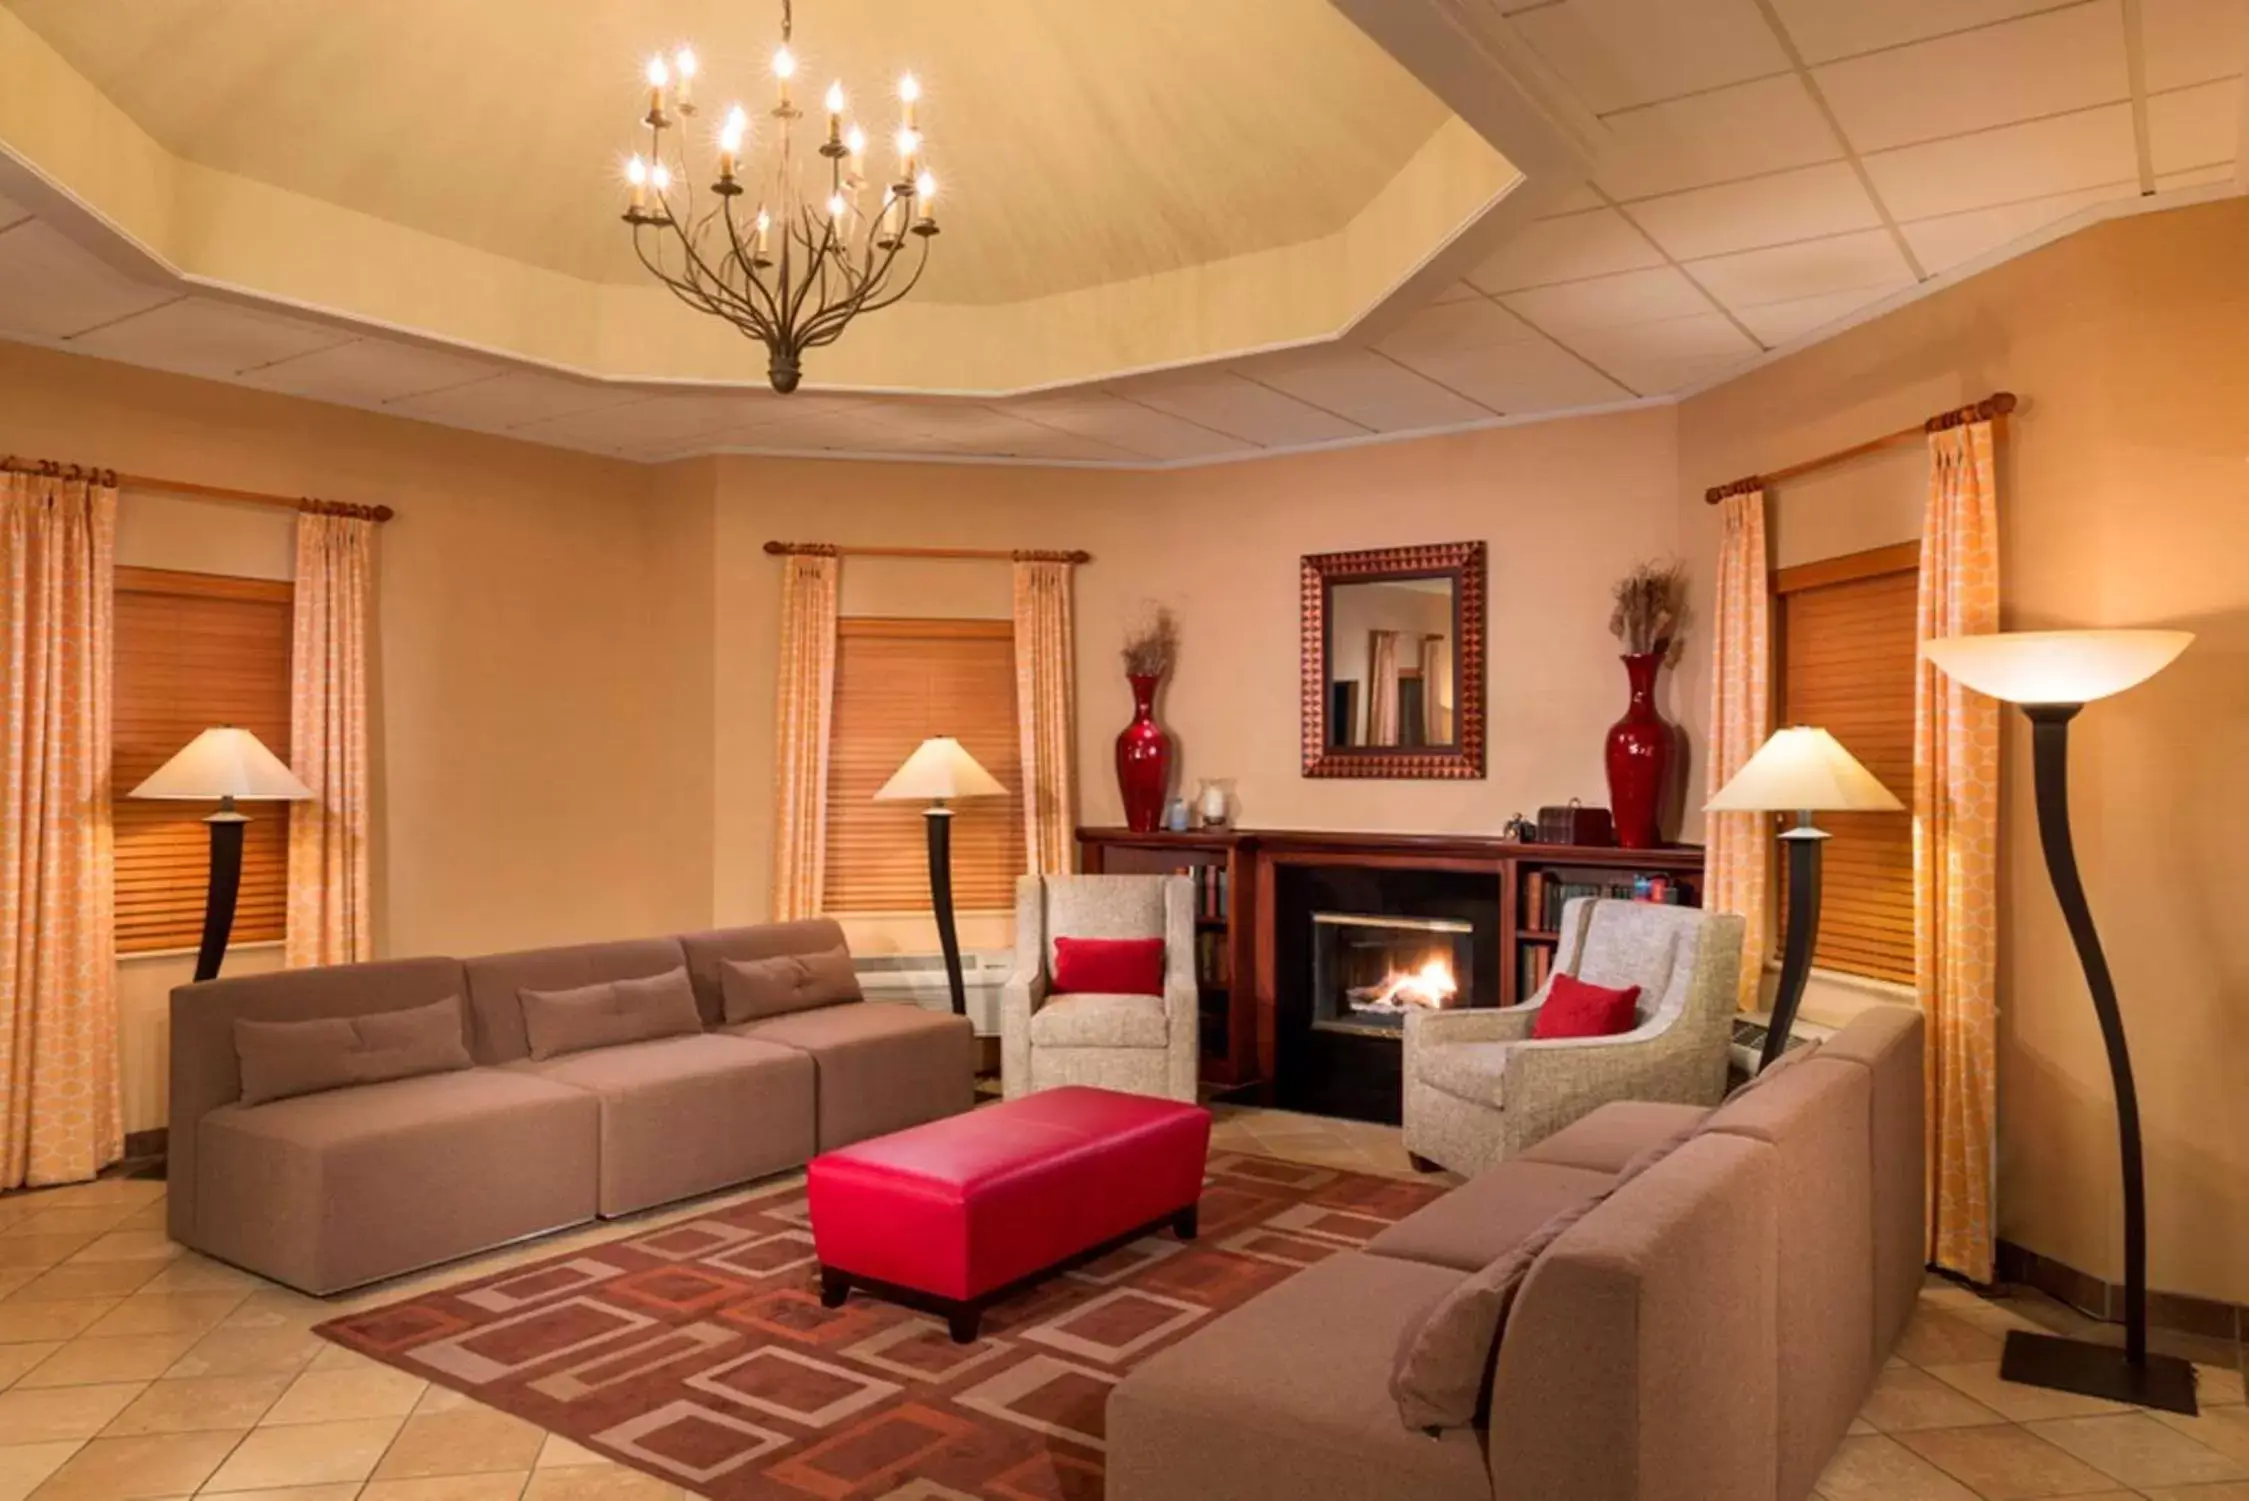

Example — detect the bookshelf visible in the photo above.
[1501,847,1706,1006]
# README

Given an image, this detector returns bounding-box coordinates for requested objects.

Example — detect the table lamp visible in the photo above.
[875,737,1007,1016]
[1705,726,1904,1070]
[1925,627,2195,1413]
[129,726,313,983]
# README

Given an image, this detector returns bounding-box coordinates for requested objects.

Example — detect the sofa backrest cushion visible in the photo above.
[1811,1005,1927,1358]
[462,937,691,1063]
[719,947,861,1024]
[235,994,473,1106]
[678,920,854,1027]
[521,968,704,1060]
[1488,1133,1779,1501]
[168,955,469,1244]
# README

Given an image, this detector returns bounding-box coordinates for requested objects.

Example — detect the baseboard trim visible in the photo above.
[1996,1238,2245,1344]
[123,1127,167,1160]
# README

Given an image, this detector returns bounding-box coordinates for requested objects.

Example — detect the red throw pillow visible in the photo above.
[1051,936,1166,997]
[1531,973,1641,1040]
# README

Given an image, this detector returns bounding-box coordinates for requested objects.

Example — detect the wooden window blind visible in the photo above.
[823,618,1026,914]
[113,566,294,954]
[1776,543,1918,987]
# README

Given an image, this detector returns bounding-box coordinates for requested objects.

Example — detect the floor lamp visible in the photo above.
[1925,628,2197,1414]
[129,726,313,983]
[1706,726,1903,1071]
[875,737,1007,1017]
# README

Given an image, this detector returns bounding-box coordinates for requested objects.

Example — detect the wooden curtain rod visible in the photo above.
[2,457,395,523]
[764,541,1090,564]
[1703,392,2017,505]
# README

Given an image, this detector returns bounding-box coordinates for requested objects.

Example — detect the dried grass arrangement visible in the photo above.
[1609,561,1686,658]
[1121,606,1180,679]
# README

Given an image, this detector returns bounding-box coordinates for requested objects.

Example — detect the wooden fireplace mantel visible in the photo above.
[1076,827,1707,1095]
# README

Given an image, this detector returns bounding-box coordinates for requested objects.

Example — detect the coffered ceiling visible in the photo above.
[0,0,2242,466]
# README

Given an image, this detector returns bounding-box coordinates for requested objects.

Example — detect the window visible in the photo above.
[113,567,294,954]
[823,618,1025,914]
[1775,543,1918,986]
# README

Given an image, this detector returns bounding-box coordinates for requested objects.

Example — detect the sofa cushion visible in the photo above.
[194,1067,598,1294]
[1530,973,1641,1040]
[719,946,860,1024]
[1366,1158,1611,1272]
[1391,1188,1610,1430]
[515,1034,816,1216]
[1516,1100,1711,1174]
[1109,1250,1491,1501]
[520,968,703,1061]
[1028,991,1167,1049]
[1051,935,1165,997]
[727,1001,975,1149]
[1817,1005,1927,1357]
[234,995,471,1106]
[679,919,855,1026]
[462,937,690,1063]
[1412,1038,1509,1106]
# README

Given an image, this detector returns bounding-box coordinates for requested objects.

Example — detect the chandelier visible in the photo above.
[620,0,939,393]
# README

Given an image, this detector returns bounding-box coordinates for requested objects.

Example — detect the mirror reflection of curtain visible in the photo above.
[1420,633,1452,744]
[1367,630,1401,744]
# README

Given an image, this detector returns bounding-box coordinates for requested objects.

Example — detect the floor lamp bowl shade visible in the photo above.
[1705,725,1904,815]
[1922,629,2193,705]
[128,726,314,802]
[874,736,1008,804]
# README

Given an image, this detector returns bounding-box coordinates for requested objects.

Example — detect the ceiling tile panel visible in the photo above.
[1008,394,1252,460]
[981,427,1150,464]
[1464,208,1666,293]
[2147,78,2245,173]
[1813,1,2130,153]
[1501,266,1715,334]
[2153,161,2240,188]
[237,337,510,406]
[2139,0,2249,92]
[1510,0,1792,114]
[1861,104,2139,221]
[1236,347,1495,431]
[1382,339,1632,414]
[384,370,648,430]
[1768,0,2077,65]
[1563,313,1762,393]
[1686,230,1917,310]
[1896,184,2125,271]
[508,393,776,452]
[67,296,353,377]
[1625,161,1884,260]
[1732,280,1915,345]
[1373,297,1541,360]
[1537,184,1609,216]
[0,223,174,340]
[0,191,29,228]
[1428,280,1486,304]
[1118,371,1368,446]
[1596,76,1844,201]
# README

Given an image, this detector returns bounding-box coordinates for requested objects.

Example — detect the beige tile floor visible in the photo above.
[0,1107,2240,1500]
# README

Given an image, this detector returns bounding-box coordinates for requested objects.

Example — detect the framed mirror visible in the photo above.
[1300,540,1486,779]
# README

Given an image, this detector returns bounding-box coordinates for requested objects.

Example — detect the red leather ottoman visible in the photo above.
[807,1085,1211,1341]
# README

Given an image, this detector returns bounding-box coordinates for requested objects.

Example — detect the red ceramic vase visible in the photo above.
[1604,651,1672,851]
[1116,672,1173,834]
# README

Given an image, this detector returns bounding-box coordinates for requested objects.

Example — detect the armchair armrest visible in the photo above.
[1497,1013,1714,1151]
[1160,876,1198,1032]
[1405,1002,1541,1049]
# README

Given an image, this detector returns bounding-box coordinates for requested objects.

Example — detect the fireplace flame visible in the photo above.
[1352,957,1458,1014]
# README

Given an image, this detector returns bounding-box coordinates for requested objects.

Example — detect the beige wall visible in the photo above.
[0,342,721,1131]
[1675,196,2249,1306]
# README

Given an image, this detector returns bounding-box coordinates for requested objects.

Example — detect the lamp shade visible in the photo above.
[1923,629,2191,706]
[1705,726,1903,814]
[874,737,1007,802]
[129,726,313,801]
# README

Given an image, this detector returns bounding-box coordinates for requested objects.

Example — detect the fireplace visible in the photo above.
[1310,913,1473,1037]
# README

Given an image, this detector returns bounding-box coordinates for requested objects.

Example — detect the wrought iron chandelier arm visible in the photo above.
[715,196,786,330]
[650,186,771,330]
[801,232,930,346]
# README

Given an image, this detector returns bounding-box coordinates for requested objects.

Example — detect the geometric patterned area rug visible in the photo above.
[316,1153,1444,1499]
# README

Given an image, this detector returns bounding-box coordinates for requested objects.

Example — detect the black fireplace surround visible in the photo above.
[1271,863,1500,1123]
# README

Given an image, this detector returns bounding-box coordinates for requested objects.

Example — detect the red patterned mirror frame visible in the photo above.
[1300,540,1486,780]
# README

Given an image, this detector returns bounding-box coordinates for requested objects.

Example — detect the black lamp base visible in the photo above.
[2000,1329,2199,1415]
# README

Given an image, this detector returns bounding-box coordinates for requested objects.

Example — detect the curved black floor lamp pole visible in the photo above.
[1760,816,1825,1073]
[1997,704,2198,1414]
[923,805,968,1017]
[192,804,248,985]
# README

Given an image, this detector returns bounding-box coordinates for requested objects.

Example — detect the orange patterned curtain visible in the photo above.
[771,551,839,920]
[1012,559,1077,876]
[285,512,375,968]
[0,470,122,1188]
[1366,630,1401,744]
[1704,488,1772,1010]
[1916,421,2002,1282]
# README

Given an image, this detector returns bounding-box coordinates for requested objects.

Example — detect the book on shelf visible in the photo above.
[1522,868,1690,930]
[1170,863,1230,923]
[1519,944,1554,997]
[1194,929,1231,990]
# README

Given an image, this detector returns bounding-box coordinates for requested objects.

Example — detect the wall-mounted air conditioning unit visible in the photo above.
[855,950,1014,1037]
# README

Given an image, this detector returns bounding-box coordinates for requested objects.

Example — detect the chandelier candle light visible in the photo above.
[621,0,939,393]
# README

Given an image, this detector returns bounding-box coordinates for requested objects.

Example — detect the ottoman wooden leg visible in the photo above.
[1172,1204,1199,1241]
[1409,1153,1443,1174]
[947,1304,982,1344]
[819,1267,851,1309]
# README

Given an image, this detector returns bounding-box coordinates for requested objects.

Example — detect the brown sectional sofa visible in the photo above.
[1110,1005,1926,1501]
[168,919,974,1294]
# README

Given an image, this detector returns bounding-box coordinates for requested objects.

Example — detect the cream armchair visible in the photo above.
[1403,897,1744,1176]
[1001,874,1199,1103]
